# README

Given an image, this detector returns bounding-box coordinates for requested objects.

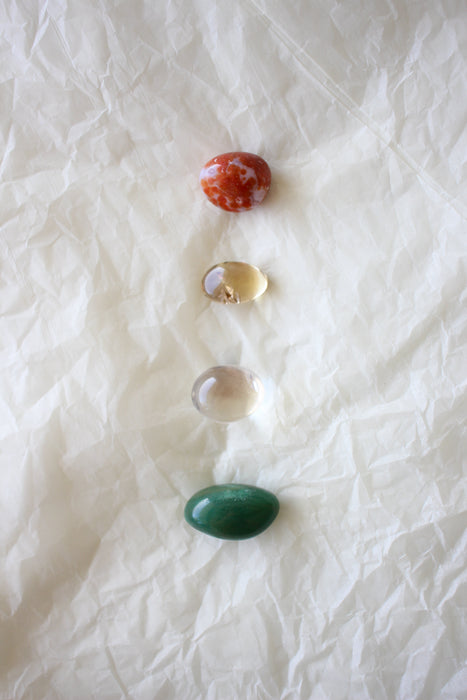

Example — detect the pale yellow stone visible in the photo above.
[192,365,264,421]
[202,262,268,304]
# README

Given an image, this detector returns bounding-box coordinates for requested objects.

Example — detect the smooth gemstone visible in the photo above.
[184,484,280,540]
[192,365,264,422]
[202,262,268,304]
[200,152,271,212]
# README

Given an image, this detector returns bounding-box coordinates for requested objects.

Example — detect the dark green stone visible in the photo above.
[184,484,280,540]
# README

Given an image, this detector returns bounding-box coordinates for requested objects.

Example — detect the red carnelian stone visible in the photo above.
[199,152,271,212]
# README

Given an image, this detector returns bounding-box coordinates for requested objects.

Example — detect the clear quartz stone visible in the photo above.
[202,262,268,304]
[192,365,264,421]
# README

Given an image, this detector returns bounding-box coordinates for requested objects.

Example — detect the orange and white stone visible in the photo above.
[200,152,271,212]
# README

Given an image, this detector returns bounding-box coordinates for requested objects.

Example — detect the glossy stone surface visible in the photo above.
[202,261,268,304]
[200,152,271,212]
[184,484,280,540]
[192,365,264,422]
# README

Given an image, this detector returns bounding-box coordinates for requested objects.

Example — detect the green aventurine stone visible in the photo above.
[184,484,280,540]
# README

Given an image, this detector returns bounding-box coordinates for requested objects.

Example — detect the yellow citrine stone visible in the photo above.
[202,262,268,304]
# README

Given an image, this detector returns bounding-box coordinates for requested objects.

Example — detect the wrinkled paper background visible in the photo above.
[1,1,466,698]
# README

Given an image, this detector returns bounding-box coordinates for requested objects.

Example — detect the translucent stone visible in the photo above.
[184,484,280,540]
[192,365,264,421]
[202,262,268,304]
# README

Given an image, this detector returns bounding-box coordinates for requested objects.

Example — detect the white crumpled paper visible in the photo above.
[1,1,466,698]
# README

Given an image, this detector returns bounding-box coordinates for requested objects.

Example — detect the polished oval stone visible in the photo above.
[202,261,268,304]
[200,152,271,212]
[184,484,280,540]
[192,365,264,422]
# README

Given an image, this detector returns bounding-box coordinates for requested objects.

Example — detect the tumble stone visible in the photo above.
[191,365,264,422]
[202,262,268,304]
[200,152,271,212]
[184,484,280,540]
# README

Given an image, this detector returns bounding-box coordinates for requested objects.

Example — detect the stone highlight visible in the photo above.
[200,152,271,212]
[184,484,280,539]
[191,365,264,422]
[202,261,268,304]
